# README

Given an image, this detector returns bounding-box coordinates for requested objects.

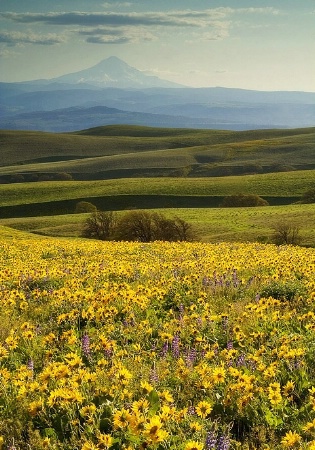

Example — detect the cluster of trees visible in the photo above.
[221,194,269,207]
[2,172,73,184]
[83,210,194,242]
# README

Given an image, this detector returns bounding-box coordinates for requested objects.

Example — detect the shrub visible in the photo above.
[83,211,117,240]
[83,210,194,242]
[221,194,269,207]
[300,188,315,204]
[272,222,302,245]
[54,172,73,181]
[75,201,97,214]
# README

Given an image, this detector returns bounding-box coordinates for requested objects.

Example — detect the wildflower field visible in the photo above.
[1,230,315,449]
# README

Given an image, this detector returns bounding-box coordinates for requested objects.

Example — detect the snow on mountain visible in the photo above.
[52,56,184,88]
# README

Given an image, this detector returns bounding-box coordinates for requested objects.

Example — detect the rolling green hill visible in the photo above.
[1,125,315,180]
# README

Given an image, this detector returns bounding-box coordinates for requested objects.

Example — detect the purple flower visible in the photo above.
[205,431,217,449]
[160,340,169,358]
[171,334,180,358]
[150,367,159,384]
[217,434,230,450]
[82,333,91,359]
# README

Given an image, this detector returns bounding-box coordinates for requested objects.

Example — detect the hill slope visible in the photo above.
[1,126,315,180]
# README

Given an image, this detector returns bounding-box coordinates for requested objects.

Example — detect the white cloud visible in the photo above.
[0,31,66,46]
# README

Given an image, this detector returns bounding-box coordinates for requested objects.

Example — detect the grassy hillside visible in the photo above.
[1,125,315,180]
[0,170,313,206]
[2,204,315,246]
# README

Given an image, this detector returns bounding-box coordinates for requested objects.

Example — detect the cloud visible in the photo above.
[78,27,156,44]
[0,11,206,27]
[0,31,66,46]
[0,7,280,47]
[0,7,279,28]
[102,2,132,8]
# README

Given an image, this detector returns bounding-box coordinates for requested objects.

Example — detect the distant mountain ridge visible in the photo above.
[0,57,314,132]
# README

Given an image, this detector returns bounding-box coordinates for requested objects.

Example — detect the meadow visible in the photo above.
[1,126,315,180]
[1,204,315,247]
[1,227,315,449]
[1,123,315,448]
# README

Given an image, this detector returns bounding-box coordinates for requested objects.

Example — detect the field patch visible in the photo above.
[1,233,315,448]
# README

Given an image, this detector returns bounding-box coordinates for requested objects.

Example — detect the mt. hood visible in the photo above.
[51,56,183,89]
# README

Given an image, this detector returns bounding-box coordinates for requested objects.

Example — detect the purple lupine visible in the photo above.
[171,334,180,358]
[27,358,34,380]
[185,347,197,367]
[179,303,184,321]
[150,367,159,384]
[236,353,246,367]
[205,431,217,449]
[82,333,91,359]
[217,434,230,450]
[226,341,233,350]
[221,315,228,331]
[196,316,203,327]
[160,340,169,358]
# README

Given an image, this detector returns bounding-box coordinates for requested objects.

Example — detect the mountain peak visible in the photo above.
[53,56,183,89]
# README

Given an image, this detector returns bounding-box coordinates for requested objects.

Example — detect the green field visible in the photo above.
[1,203,315,246]
[1,125,314,245]
[1,125,315,180]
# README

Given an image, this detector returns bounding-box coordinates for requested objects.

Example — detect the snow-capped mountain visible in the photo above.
[51,56,183,88]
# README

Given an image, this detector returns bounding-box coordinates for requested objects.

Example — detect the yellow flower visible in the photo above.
[112,408,132,429]
[190,421,202,432]
[81,442,98,450]
[28,400,43,417]
[281,430,302,448]
[115,367,132,385]
[283,380,295,397]
[212,366,226,384]
[159,389,174,403]
[140,381,154,395]
[196,400,212,418]
[144,415,168,443]
[80,404,97,418]
[302,418,315,433]
[184,441,203,450]
[131,398,150,415]
[97,433,113,448]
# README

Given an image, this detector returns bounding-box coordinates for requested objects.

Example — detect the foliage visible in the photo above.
[301,187,315,204]
[1,234,315,449]
[84,210,194,242]
[83,210,117,240]
[221,194,269,207]
[260,280,307,301]
[75,201,97,214]
[272,222,302,245]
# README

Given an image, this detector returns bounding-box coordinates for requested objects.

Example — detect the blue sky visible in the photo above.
[0,0,314,91]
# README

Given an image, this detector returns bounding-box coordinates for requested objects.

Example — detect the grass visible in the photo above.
[0,170,314,208]
[1,125,315,179]
[2,203,315,246]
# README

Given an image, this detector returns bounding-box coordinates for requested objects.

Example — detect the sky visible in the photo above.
[0,0,314,92]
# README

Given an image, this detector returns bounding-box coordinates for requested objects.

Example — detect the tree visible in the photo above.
[272,222,302,245]
[75,201,97,214]
[54,172,73,181]
[115,211,154,242]
[300,188,315,204]
[83,211,117,240]
[83,210,194,242]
